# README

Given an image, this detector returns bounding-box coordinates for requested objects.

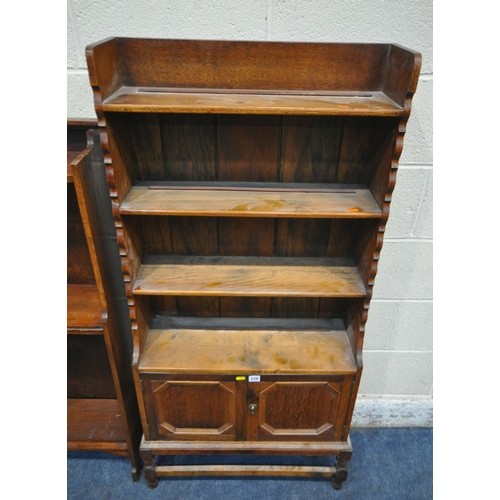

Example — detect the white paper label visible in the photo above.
[248,375,261,382]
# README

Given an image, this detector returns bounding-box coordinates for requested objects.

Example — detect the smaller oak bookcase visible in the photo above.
[67,120,142,479]
[85,38,421,490]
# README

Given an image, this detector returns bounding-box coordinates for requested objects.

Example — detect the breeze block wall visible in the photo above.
[67,0,433,426]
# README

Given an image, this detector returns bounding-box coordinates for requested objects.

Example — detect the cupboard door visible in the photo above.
[246,376,352,442]
[142,375,245,441]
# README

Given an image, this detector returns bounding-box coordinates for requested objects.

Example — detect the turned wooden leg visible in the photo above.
[332,450,352,490]
[140,448,158,489]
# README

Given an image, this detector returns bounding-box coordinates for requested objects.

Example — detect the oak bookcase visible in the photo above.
[67,120,142,479]
[85,38,421,489]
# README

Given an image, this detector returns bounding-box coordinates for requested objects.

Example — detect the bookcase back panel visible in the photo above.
[124,216,366,259]
[123,217,364,259]
[147,296,362,321]
[67,335,117,399]
[114,38,390,92]
[105,114,398,196]
[280,116,344,183]
[217,115,280,181]
[67,183,95,285]
[339,117,399,206]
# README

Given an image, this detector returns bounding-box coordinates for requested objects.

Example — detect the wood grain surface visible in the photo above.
[133,256,366,297]
[67,284,103,331]
[154,465,334,477]
[139,324,356,375]
[103,88,402,116]
[120,184,381,218]
[67,399,126,442]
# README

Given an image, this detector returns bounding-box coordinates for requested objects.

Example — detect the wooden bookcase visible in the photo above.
[85,38,421,490]
[67,120,142,479]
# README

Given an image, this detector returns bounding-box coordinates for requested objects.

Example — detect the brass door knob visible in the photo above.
[248,404,258,415]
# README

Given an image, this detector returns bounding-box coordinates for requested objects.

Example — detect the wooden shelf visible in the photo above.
[139,317,356,375]
[120,183,381,219]
[67,399,127,444]
[102,87,403,116]
[133,256,366,298]
[67,284,103,333]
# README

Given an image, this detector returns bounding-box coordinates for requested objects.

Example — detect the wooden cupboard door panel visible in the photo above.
[143,376,243,441]
[247,377,352,442]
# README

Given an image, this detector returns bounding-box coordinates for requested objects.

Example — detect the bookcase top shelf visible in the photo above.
[102,87,403,116]
[87,38,421,117]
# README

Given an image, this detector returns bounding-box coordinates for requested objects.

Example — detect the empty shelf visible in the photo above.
[139,317,357,375]
[67,399,127,444]
[67,284,104,333]
[133,256,366,298]
[120,183,381,219]
[102,86,403,116]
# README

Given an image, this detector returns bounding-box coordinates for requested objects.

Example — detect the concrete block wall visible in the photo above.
[67,0,433,426]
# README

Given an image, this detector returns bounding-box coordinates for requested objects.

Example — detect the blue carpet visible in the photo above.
[68,427,432,499]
